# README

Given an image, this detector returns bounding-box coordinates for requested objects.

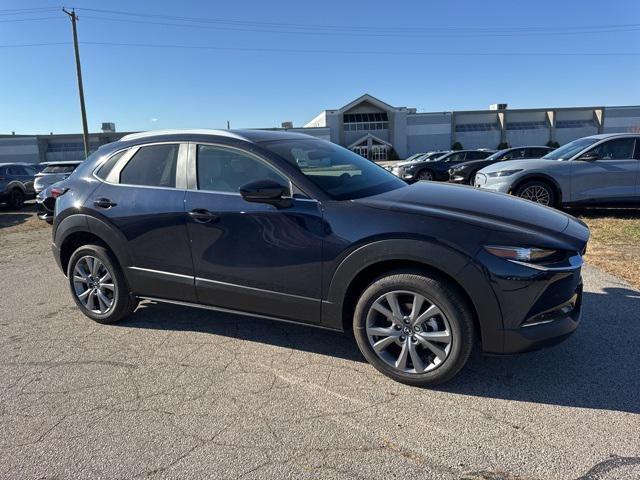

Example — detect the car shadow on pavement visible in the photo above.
[119,285,639,413]
[441,286,640,414]
[0,203,36,229]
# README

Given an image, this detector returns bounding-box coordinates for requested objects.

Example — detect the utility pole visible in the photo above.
[63,7,90,158]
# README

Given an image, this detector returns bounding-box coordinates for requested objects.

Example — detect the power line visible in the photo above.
[74,7,640,35]
[1,40,637,56]
[0,16,62,23]
[76,14,640,38]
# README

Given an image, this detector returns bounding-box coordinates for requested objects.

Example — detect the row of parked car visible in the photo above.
[0,160,82,212]
[386,133,640,207]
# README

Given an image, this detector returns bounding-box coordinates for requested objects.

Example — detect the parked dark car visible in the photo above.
[387,151,450,177]
[36,182,68,224]
[448,146,553,185]
[34,161,83,194]
[51,130,588,386]
[395,150,495,182]
[0,162,37,209]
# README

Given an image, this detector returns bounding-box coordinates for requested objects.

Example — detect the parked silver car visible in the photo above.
[34,161,83,194]
[475,133,640,207]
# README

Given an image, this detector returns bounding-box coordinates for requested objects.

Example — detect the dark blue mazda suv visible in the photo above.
[51,130,589,386]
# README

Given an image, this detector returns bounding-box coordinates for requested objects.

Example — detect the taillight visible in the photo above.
[51,187,69,199]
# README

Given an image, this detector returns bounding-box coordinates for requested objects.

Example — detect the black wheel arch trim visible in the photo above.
[53,213,134,274]
[322,238,504,352]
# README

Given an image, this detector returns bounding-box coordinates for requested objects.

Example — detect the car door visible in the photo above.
[184,142,324,325]
[90,142,196,302]
[570,137,638,203]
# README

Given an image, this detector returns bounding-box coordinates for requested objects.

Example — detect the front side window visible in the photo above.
[196,145,289,194]
[446,152,466,162]
[119,144,178,188]
[543,137,599,160]
[261,138,405,200]
[586,138,635,161]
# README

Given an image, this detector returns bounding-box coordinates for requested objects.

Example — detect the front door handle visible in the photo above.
[188,209,219,223]
[93,198,117,209]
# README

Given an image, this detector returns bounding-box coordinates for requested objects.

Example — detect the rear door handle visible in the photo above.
[93,198,117,209]
[188,208,219,223]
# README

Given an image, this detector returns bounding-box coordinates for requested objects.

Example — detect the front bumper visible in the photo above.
[474,172,512,193]
[477,248,584,354]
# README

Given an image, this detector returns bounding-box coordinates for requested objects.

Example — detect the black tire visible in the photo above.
[353,270,474,387]
[8,189,25,209]
[515,180,556,207]
[67,244,138,324]
[417,169,434,181]
[468,170,480,185]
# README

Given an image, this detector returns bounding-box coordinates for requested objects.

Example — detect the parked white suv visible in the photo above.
[475,133,640,207]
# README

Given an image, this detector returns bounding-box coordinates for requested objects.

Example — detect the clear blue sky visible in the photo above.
[1,0,639,134]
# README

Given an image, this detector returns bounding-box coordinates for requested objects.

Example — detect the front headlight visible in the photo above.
[486,169,523,178]
[484,245,558,262]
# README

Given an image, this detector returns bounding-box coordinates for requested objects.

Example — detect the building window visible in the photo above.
[506,121,548,130]
[555,119,597,128]
[455,123,499,132]
[344,112,389,131]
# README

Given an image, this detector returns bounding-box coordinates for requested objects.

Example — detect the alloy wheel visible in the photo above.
[365,290,452,374]
[519,185,551,205]
[419,170,434,181]
[72,255,115,314]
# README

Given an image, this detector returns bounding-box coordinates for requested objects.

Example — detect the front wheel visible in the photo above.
[353,271,474,386]
[515,180,555,207]
[8,189,25,209]
[67,244,137,324]
[417,169,434,181]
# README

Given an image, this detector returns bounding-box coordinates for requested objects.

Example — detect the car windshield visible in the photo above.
[542,138,600,160]
[261,138,406,200]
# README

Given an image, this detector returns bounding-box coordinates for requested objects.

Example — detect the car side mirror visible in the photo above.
[239,179,292,208]
[579,151,599,162]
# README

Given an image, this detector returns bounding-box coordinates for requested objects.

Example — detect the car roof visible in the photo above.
[582,133,640,140]
[118,128,315,145]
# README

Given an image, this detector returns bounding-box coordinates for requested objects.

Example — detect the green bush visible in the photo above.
[451,142,463,151]
[388,148,400,161]
[546,140,560,148]
[497,142,510,150]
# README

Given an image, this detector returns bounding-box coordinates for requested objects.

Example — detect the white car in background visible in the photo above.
[475,133,640,207]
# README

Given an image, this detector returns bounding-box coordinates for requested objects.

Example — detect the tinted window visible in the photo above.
[96,150,127,180]
[7,166,27,175]
[119,144,178,187]
[589,138,635,160]
[197,145,288,194]
[446,152,466,162]
[261,138,405,200]
[634,139,640,160]
[466,151,488,160]
[526,148,550,158]
[42,164,78,174]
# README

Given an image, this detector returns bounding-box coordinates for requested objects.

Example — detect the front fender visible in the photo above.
[322,239,504,352]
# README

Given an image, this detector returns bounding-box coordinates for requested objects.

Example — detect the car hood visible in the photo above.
[479,158,559,174]
[355,182,588,243]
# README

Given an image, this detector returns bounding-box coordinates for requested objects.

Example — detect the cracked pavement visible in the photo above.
[0,212,639,479]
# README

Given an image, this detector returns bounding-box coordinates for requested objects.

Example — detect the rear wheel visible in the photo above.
[515,180,555,207]
[417,169,434,181]
[8,189,24,209]
[353,271,474,386]
[67,244,137,324]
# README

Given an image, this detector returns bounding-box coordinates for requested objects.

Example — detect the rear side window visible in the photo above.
[119,144,179,188]
[42,164,78,174]
[96,151,127,180]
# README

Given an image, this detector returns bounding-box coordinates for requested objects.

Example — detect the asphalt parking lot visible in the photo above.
[1,205,639,479]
